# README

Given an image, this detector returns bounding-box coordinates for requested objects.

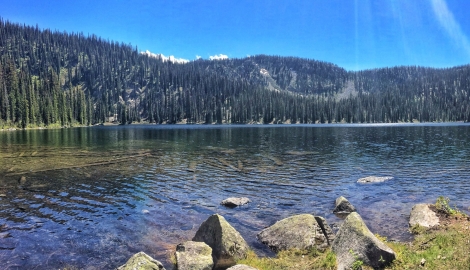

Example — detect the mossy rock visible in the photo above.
[257,214,333,252]
[117,252,165,270]
[193,214,249,269]
[176,241,213,270]
[332,212,395,270]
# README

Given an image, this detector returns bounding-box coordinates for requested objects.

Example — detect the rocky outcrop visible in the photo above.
[333,196,356,216]
[117,251,165,270]
[257,214,334,252]
[226,264,258,270]
[332,212,395,270]
[193,214,249,269]
[221,197,251,208]
[175,241,213,270]
[409,204,440,228]
[357,176,394,183]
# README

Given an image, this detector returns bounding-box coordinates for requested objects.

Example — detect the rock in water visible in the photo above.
[117,252,165,270]
[221,197,251,208]
[176,241,213,270]
[409,204,440,228]
[357,176,393,183]
[257,214,334,252]
[227,264,258,270]
[193,214,249,269]
[332,212,396,270]
[333,196,356,216]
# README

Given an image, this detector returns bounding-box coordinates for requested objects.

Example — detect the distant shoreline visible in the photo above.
[1,121,470,132]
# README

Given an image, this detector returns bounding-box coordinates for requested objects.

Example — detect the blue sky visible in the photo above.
[1,0,470,70]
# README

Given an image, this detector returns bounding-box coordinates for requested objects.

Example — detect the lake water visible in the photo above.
[1,124,470,269]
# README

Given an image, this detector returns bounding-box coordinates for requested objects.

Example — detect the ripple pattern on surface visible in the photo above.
[1,124,470,268]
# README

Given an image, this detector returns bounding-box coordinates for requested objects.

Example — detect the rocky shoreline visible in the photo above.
[117,195,466,270]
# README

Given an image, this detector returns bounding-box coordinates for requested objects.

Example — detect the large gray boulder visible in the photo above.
[226,264,258,270]
[409,204,440,228]
[257,214,334,252]
[175,241,213,270]
[221,197,251,208]
[333,196,356,215]
[332,212,395,270]
[193,214,249,269]
[117,251,165,270]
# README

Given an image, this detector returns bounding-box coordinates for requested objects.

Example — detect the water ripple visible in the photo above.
[1,124,470,268]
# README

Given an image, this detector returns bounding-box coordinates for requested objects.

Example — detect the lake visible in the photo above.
[1,124,470,269]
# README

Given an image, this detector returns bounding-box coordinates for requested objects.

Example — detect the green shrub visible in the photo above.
[435,196,460,215]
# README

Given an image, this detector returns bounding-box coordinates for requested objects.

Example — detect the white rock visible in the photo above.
[221,197,251,207]
[357,176,394,183]
[409,204,439,228]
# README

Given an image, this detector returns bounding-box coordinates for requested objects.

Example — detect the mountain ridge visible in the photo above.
[1,18,470,128]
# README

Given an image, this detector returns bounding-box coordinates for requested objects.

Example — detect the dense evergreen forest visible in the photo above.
[1,19,470,128]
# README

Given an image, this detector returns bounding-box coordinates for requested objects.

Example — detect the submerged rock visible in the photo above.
[409,204,440,228]
[333,196,356,216]
[176,241,213,270]
[257,214,334,252]
[332,212,395,270]
[117,251,165,270]
[221,197,251,207]
[357,176,394,183]
[193,214,249,269]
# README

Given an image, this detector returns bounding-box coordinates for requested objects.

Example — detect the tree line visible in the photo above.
[1,19,470,128]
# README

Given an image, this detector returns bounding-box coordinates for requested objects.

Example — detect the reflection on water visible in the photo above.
[1,124,470,269]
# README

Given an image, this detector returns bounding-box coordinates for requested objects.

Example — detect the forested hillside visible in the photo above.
[1,19,470,128]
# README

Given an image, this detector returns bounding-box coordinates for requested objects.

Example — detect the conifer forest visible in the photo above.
[1,19,470,128]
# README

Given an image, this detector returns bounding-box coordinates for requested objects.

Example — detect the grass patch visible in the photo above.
[387,197,470,269]
[387,217,470,269]
[349,249,364,270]
[237,248,336,270]
[238,197,470,270]
[240,219,470,270]
[410,224,427,235]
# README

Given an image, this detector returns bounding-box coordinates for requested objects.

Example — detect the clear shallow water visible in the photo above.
[1,124,470,269]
